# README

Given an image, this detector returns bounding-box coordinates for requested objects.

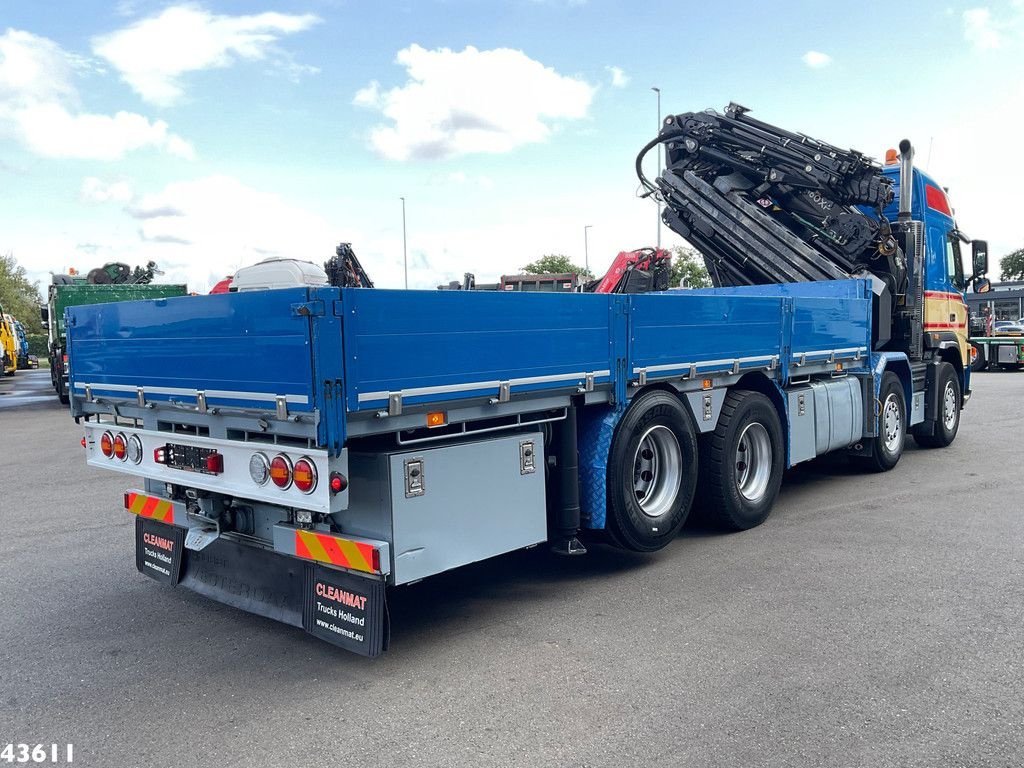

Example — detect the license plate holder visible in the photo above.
[159,442,220,474]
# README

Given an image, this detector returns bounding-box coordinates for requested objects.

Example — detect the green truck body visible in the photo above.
[971,334,1024,371]
[44,281,188,403]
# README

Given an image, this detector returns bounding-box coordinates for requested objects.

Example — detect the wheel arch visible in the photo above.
[734,371,788,450]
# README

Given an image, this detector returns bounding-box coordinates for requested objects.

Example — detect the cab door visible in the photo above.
[922,223,968,365]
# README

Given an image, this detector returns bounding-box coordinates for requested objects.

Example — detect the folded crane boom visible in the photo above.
[638,103,907,300]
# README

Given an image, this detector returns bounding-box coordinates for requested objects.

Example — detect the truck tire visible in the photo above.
[913,362,960,448]
[854,372,905,472]
[606,390,698,552]
[696,390,784,531]
[57,378,70,405]
[970,347,988,372]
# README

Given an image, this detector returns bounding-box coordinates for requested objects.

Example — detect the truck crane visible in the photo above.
[66,104,988,656]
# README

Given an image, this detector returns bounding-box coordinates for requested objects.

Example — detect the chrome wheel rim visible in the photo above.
[633,425,682,518]
[735,422,772,502]
[883,393,902,452]
[942,382,957,430]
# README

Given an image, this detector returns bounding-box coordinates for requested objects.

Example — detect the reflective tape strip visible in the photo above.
[295,529,378,573]
[125,491,175,524]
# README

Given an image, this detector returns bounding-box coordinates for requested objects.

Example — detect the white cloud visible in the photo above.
[81,177,134,203]
[354,44,596,160]
[801,50,833,69]
[606,65,629,87]
[92,4,321,106]
[963,8,1002,49]
[129,175,338,267]
[13,103,194,160]
[0,28,194,160]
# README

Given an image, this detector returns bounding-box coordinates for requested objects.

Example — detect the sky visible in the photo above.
[1,0,1023,293]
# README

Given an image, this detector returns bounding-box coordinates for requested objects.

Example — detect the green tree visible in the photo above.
[1000,247,1024,281]
[670,245,712,289]
[521,253,593,278]
[0,252,44,333]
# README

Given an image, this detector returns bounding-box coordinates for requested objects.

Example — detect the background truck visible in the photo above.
[968,316,1024,371]
[41,273,187,403]
[68,104,987,657]
[12,319,29,369]
[0,306,17,376]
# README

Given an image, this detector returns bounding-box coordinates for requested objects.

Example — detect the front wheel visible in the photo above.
[696,390,784,531]
[605,390,698,552]
[853,371,905,472]
[913,362,961,448]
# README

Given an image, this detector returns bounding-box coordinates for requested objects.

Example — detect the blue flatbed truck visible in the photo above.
[68,106,990,656]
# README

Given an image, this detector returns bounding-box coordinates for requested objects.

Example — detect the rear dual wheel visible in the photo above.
[696,391,784,531]
[606,390,698,552]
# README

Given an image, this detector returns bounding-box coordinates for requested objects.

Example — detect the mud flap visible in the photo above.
[303,564,389,657]
[135,517,185,584]
[134,519,388,656]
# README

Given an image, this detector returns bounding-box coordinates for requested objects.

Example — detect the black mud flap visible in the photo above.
[134,519,388,657]
[303,564,389,658]
[179,534,307,628]
[135,517,185,584]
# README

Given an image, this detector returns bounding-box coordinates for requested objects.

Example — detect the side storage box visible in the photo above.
[343,432,548,585]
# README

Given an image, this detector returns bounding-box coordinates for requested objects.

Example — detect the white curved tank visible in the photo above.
[232,257,329,292]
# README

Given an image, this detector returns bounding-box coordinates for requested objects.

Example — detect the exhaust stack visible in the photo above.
[898,139,913,222]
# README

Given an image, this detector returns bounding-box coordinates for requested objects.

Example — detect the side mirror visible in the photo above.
[972,240,989,277]
[974,277,992,294]
[39,305,49,329]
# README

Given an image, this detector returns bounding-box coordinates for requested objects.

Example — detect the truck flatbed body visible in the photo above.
[69,279,872,454]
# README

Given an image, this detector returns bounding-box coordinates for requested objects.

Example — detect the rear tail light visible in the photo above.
[100,431,114,458]
[329,472,347,494]
[205,452,224,474]
[293,457,317,494]
[112,433,127,460]
[126,434,143,464]
[249,453,270,485]
[270,454,292,489]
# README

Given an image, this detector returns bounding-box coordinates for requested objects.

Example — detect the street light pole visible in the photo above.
[651,86,662,249]
[400,196,408,289]
[584,224,592,274]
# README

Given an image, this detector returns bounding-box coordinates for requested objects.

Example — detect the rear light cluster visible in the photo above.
[98,431,143,465]
[249,452,319,495]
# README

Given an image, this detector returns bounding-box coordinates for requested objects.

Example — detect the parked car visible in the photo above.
[994,321,1024,336]
[26,354,38,368]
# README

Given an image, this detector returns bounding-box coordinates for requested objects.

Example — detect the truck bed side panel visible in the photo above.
[68,288,318,413]
[341,289,616,411]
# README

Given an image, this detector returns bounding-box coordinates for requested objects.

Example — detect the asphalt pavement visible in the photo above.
[2,368,1023,767]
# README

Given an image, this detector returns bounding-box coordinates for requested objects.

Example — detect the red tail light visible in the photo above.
[205,452,224,473]
[100,431,114,458]
[293,457,317,494]
[329,472,347,494]
[270,455,292,489]
[113,433,127,460]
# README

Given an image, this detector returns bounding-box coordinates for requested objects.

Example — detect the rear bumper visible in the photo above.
[136,516,389,656]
